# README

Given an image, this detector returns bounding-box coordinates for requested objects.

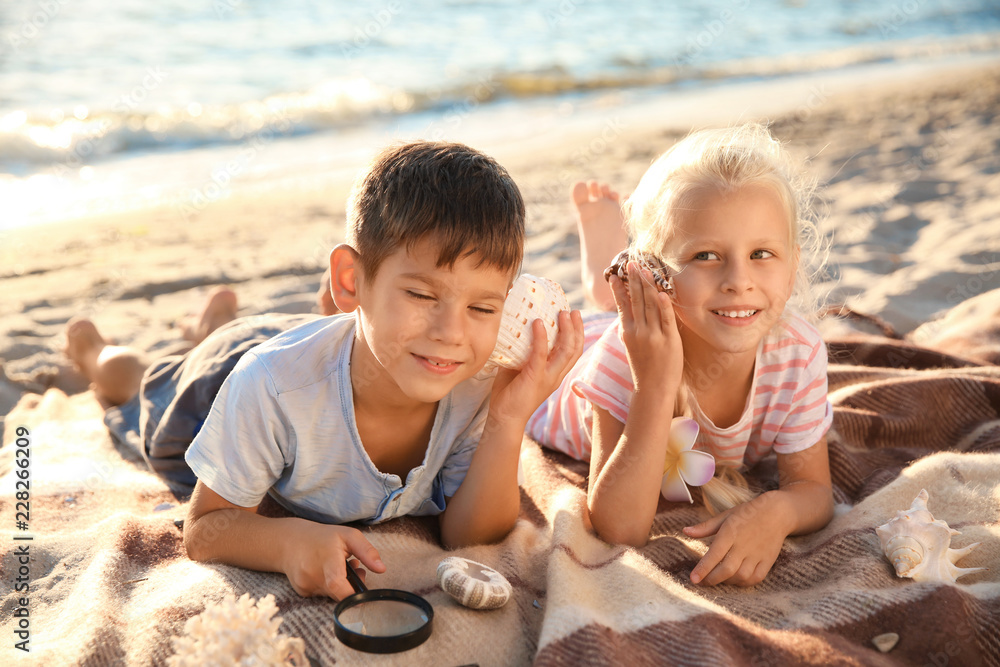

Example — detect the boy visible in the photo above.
[182,141,584,601]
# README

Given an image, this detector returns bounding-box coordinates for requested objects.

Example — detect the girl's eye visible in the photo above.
[694,251,719,261]
[470,306,497,315]
[750,249,775,259]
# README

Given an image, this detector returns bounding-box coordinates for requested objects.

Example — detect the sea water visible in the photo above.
[1,0,999,229]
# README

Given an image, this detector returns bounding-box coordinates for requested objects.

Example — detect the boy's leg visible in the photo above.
[65,287,244,408]
[573,181,628,311]
[64,319,148,408]
[179,286,239,343]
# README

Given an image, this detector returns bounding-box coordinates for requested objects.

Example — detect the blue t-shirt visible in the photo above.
[185,315,494,524]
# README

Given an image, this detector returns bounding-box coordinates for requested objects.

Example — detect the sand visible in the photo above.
[1,57,999,426]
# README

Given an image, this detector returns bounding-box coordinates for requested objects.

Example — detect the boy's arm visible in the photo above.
[184,481,385,600]
[439,311,584,548]
[684,436,833,586]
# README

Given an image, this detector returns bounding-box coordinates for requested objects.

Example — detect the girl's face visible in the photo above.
[667,184,798,363]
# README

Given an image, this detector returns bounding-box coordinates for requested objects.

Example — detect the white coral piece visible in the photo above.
[168,593,307,667]
[489,274,568,370]
[875,489,984,584]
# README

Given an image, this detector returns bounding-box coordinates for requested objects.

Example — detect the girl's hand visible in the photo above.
[281,522,386,601]
[490,310,584,423]
[683,492,793,587]
[684,445,835,587]
[610,263,683,393]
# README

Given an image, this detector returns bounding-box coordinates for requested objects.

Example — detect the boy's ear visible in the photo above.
[329,244,362,313]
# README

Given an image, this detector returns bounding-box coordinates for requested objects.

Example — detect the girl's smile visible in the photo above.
[710,308,762,326]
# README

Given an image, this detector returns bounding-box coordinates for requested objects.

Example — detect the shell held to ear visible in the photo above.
[875,489,984,584]
[603,248,674,294]
[488,274,569,370]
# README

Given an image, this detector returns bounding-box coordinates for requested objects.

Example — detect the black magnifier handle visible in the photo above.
[344,558,368,594]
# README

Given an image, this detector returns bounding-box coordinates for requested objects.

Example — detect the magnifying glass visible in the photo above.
[333,559,434,654]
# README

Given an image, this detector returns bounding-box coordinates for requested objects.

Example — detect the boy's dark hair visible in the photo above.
[346,141,525,282]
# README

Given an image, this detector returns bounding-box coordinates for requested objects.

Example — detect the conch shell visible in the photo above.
[488,274,568,370]
[603,248,674,294]
[875,489,983,583]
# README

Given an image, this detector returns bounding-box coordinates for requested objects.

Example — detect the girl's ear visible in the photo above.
[329,244,362,313]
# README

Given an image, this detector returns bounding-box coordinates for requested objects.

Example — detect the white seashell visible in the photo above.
[437,556,512,610]
[875,489,984,584]
[488,274,569,370]
[871,632,899,653]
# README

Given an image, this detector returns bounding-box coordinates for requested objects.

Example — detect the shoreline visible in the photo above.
[2,56,999,421]
[5,44,999,232]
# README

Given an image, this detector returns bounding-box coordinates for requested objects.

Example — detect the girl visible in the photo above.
[529,123,834,587]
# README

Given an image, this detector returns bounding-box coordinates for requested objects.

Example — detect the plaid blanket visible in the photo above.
[2,332,998,666]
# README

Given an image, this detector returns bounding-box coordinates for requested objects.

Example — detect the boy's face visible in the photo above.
[351,237,513,405]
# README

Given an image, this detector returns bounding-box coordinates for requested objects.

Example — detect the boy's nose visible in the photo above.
[428,304,465,344]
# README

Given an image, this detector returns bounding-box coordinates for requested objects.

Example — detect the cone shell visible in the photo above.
[437,556,512,610]
[875,489,984,584]
[488,274,568,370]
[871,632,900,653]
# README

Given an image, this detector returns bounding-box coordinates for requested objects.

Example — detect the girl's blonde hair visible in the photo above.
[623,122,827,317]
[625,123,828,514]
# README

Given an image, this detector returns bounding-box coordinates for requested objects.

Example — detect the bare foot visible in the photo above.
[573,181,628,310]
[316,268,340,316]
[64,318,108,379]
[179,287,239,344]
[63,318,148,407]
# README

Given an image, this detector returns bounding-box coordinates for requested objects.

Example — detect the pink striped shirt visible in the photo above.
[527,312,832,468]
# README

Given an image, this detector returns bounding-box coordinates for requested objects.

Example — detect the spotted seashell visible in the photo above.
[436,556,512,610]
[488,274,569,370]
[603,248,674,294]
[875,489,983,584]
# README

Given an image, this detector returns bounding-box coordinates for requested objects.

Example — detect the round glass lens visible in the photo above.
[337,598,430,637]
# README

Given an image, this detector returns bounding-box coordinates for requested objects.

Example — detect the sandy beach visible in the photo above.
[2,57,999,425]
[2,52,1000,665]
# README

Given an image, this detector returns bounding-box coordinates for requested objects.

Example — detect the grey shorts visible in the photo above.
[104,313,319,494]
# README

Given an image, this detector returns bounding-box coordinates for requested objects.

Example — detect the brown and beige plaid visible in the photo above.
[2,333,998,666]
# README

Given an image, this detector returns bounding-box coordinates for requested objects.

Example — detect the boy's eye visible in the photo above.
[470,306,497,315]
[406,290,435,301]
[750,249,775,259]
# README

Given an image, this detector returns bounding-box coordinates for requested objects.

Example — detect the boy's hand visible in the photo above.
[441,310,582,548]
[683,492,793,587]
[490,309,584,422]
[611,264,683,394]
[281,521,386,600]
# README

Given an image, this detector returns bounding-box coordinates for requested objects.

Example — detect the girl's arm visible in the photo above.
[684,436,833,586]
[439,311,584,548]
[588,400,676,546]
[587,264,685,546]
[184,481,385,600]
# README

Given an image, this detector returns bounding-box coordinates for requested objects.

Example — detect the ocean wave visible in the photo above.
[2,32,998,173]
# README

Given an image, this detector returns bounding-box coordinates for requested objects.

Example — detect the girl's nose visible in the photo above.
[721,260,754,294]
